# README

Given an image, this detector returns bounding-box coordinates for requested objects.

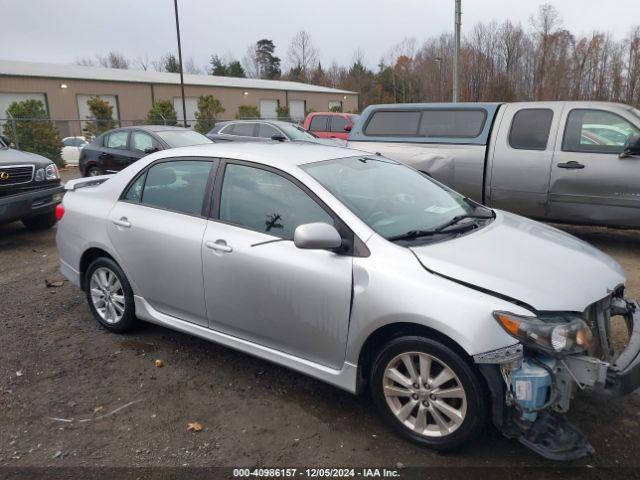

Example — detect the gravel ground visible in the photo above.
[1,168,639,473]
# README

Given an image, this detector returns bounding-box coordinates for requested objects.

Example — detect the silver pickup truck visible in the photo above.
[348,102,640,229]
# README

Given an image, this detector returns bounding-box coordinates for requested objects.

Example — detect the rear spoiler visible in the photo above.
[64,175,112,191]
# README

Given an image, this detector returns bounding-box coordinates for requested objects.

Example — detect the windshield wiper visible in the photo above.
[388,210,495,242]
[387,229,441,242]
[433,211,494,232]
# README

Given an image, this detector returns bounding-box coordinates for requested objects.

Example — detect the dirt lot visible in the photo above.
[1,169,640,473]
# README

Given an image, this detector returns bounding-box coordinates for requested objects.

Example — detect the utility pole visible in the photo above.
[453,0,461,102]
[174,0,188,127]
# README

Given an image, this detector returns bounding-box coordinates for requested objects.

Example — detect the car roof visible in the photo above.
[112,125,191,133]
[150,141,367,168]
[217,119,297,127]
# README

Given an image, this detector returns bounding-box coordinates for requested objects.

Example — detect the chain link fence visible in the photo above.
[0,116,305,166]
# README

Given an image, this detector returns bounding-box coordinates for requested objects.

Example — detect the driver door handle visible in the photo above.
[205,240,233,253]
[112,217,131,228]
[557,161,585,169]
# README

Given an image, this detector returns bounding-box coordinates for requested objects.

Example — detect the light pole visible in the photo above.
[174,0,188,127]
[435,57,443,102]
[452,0,461,102]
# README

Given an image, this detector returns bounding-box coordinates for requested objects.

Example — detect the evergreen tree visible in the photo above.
[194,95,225,134]
[146,100,178,125]
[83,96,117,139]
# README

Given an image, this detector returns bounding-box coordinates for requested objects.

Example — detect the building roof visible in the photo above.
[0,59,356,95]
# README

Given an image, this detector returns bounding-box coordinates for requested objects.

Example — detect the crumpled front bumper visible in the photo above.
[604,300,640,395]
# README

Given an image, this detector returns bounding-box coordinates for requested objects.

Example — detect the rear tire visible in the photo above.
[370,336,488,452]
[85,257,136,333]
[22,212,57,230]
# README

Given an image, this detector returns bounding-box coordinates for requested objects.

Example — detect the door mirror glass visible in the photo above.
[271,134,287,142]
[344,124,352,132]
[621,134,640,158]
[294,222,342,250]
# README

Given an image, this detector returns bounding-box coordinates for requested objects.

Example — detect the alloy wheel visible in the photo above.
[89,267,126,324]
[382,351,467,437]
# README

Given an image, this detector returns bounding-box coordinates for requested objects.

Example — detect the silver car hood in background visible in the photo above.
[410,211,626,312]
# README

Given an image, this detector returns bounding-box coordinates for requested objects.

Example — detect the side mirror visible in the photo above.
[144,147,160,154]
[620,134,640,158]
[293,222,342,250]
[271,134,287,142]
[343,124,352,132]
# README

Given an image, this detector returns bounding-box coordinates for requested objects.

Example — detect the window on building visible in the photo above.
[509,109,554,150]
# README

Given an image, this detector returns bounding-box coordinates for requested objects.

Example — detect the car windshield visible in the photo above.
[155,130,213,148]
[278,124,317,141]
[302,156,481,240]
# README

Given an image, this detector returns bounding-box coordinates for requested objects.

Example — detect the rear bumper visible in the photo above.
[605,300,640,395]
[0,185,64,225]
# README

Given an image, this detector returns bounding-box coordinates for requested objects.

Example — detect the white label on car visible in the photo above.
[424,205,459,214]
[515,380,532,401]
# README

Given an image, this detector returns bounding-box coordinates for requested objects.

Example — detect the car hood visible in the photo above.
[410,211,625,312]
[0,147,53,167]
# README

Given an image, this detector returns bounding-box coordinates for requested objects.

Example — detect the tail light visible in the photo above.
[55,204,65,221]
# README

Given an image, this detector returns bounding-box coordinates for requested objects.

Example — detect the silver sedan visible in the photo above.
[56,142,640,459]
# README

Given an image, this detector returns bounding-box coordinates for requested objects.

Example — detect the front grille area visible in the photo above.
[0,165,35,186]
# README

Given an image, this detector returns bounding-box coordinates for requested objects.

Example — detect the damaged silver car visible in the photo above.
[56,143,640,460]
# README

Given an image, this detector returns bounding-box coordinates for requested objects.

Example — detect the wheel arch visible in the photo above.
[79,247,117,290]
[355,322,475,395]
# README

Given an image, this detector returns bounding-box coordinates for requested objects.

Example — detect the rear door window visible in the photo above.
[309,115,329,132]
[229,123,256,137]
[140,161,213,216]
[509,109,554,150]
[105,131,129,150]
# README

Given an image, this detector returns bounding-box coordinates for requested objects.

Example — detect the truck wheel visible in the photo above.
[370,336,488,451]
[86,166,104,177]
[85,257,136,333]
[22,212,57,230]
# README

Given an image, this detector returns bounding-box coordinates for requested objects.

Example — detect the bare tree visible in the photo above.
[287,31,320,82]
[75,57,96,67]
[133,55,152,71]
[183,56,201,74]
[96,51,129,69]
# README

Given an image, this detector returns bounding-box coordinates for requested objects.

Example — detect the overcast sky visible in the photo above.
[1,0,638,71]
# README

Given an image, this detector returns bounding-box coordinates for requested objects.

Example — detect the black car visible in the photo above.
[0,135,64,230]
[79,125,213,177]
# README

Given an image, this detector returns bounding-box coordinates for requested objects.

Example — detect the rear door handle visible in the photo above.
[557,161,585,169]
[112,217,131,228]
[205,240,233,253]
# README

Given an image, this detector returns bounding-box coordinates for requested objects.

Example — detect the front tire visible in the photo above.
[85,257,136,333]
[370,336,488,451]
[22,212,57,230]
[85,165,104,177]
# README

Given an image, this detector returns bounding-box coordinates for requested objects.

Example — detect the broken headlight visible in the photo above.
[493,311,593,355]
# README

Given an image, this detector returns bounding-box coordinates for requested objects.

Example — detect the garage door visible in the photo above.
[77,94,119,131]
[173,97,199,126]
[288,100,305,121]
[0,93,47,121]
[260,100,278,119]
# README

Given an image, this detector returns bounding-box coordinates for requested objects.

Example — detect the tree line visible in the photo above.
[74,3,640,112]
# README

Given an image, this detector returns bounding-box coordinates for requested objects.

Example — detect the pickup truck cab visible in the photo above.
[0,136,64,230]
[348,102,640,229]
